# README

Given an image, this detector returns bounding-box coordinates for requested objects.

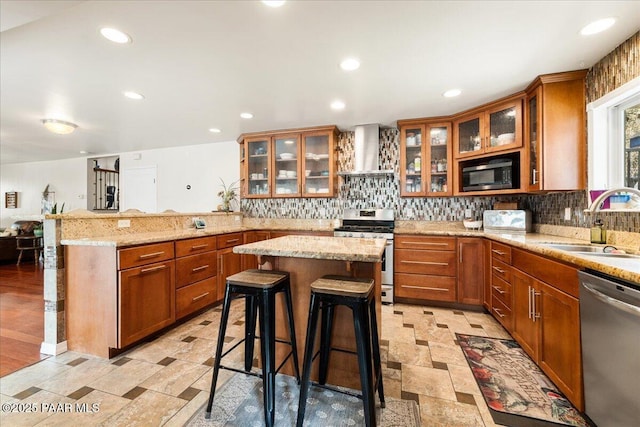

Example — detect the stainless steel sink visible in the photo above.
[580,252,640,259]
[541,244,605,253]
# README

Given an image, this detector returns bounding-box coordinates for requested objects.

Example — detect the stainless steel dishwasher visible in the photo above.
[578,270,640,427]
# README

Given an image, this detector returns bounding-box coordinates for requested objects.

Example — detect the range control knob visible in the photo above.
[359,233,365,238]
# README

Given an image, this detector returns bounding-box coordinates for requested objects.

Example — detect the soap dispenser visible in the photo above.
[590,219,606,244]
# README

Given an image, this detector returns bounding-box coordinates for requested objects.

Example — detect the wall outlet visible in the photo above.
[564,207,572,221]
[235,215,241,222]
[117,219,131,228]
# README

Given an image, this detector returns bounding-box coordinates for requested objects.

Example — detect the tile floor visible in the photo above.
[0,301,511,426]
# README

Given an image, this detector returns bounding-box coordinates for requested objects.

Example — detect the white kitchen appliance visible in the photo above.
[334,208,395,304]
[483,209,532,233]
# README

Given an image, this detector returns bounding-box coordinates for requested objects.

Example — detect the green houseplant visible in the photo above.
[217,179,239,212]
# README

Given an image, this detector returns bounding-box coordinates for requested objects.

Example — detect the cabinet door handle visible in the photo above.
[492,307,505,318]
[139,251,164,259]
[192,292,210,302]
[192,265,209,272]
[403,285,448,292]
[492,266,505,274]
[491,249,506,256]
[191,244,209,250]
[404,241,448,247]
[140,265,167,274]
[225,238,240,244]
[532,169,538,185]
[532,290,541,322]
[401,260,449,266]
[492,286,505,294]
[528,285,533,320]
[459,244,463,263]
[219,255,223,275]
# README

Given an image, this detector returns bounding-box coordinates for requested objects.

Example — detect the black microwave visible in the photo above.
[462,155,519,192]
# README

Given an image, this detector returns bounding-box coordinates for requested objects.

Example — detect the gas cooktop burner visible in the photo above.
[334,225,395,233]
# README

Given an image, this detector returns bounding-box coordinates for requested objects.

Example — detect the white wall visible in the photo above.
[0,140,240,228]
[0,158,87,228]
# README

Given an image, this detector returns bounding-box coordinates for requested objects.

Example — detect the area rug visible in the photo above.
[186,372,420,427]
[457,334,590,427]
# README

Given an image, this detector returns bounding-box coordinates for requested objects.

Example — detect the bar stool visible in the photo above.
[16,235,43,265]
[297,275,385,427]
[205,269,300,427]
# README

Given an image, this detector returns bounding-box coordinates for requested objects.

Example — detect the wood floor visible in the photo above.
[0,261,46,377]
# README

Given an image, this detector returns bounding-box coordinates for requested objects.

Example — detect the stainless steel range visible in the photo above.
[334,208,394,304]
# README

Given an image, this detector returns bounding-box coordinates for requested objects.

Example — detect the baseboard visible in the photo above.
[40,340,68,355]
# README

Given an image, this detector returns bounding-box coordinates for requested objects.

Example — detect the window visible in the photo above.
[587,75,640,191]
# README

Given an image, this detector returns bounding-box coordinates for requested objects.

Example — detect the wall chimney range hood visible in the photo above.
[338,124,395,176]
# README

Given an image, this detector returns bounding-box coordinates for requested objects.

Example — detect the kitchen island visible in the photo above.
[232,235,386,389]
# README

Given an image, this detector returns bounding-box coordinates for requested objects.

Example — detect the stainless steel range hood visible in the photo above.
[338,124,395,176]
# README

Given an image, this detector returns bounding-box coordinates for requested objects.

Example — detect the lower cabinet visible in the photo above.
[457,237,484,305]
[119,260,176,347]
[242,230,271,270]
[175,236,218,319]
[217,233,244,301]
[509,247,583,411]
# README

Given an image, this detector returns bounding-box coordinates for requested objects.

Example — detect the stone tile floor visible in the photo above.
[0,301,510,426]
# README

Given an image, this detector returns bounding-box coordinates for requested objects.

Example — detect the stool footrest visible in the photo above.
[309,381,364,401]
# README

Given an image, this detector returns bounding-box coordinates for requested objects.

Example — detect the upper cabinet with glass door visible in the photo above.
[273,135,301,197]
[238,125,338,199]
[454,95,523,159]
[398,120,452,197]
[301,129,338,197]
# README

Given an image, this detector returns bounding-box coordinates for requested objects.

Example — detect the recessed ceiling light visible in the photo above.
[330,100,346,110]
[580,18,616,36]
[79,150,88,154]
[340,58,360,71]
[443,89,462,98]
[240,112,254,119]
[209,128,221,133]
[42,119,78,134]
[123,91,144,100]
[100,27,132,44]
[262,0,286,7]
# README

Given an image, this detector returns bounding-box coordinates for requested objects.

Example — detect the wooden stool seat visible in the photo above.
[226,269,287,288]
[310,275,374,297]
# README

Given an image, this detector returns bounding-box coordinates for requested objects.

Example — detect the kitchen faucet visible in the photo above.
[587,187,640,212]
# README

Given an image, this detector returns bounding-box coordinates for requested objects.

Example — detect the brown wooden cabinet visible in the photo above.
[175,236,217,319]
[117,242,176,348]
[507,246,583,410]
[453,95,524,159]
[524,70,587,192]
[398,119,453,196]
[489,241,514,331]
[242,230,271,270]
[216,232,244,300]
[457,237,484,305]
[238,125,338,198]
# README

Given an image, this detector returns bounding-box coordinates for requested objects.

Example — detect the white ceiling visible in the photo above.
[1,1,639,165]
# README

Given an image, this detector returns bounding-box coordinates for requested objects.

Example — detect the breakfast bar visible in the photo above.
[232,235,386,389]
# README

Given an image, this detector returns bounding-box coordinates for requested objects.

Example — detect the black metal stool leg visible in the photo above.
[353,301,376,427]
[296,292,321,427]
[244,295,258,372]
[205,285,233,418]
[258,291,276,427]
[283,281,301,382]
[369,297,385,407]
[318,302,335,385]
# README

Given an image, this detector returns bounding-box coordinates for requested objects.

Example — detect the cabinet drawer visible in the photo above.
[217,232,243,249]
[395,235,456,251]
[490,242,512,264]
[491,275,512,308]
[395,249,456,276]
[176,252,217,288]
[175,236,216,257]
[176,276,217,319]
[512,248,579,298]
[395,273,456,302]
[491,295,513,331]
[118,242,175,270]
[490,259,512,283]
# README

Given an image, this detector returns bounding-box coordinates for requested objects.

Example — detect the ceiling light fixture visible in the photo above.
[340,58,360,71]
[209,128,221,133]
[42,119,78,135]
[330,100,346,110]
[580,18,616,36]
[262,1,286,7]
[240,112,254,119]
[443,89,462,98]
[124,91,144,100]
[100,27,132,44]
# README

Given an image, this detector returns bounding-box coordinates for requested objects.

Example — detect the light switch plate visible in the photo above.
[564,207,572,221]
[117,219,131,228]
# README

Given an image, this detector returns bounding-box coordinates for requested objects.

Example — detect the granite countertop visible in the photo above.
[60,226,246,247]
[233,235,386,262]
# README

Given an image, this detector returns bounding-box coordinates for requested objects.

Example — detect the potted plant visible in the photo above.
[217,179,239,212]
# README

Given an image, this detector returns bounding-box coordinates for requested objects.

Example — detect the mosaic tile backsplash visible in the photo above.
[242,32,640,233]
